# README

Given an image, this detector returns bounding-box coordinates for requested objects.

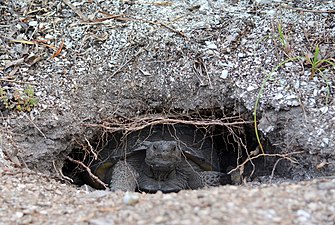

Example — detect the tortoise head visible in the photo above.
[143,140,181,181]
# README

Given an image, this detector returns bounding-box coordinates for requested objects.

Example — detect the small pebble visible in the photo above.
[220,70,228,79]
[205,41,218,50]
[28,20,38,26]
[319,106,328,114]
[123,191,140,205]
[286,94,297,100]
[285,62,293,67]
[247,85,257,92]
[322,137,329,145]
[15,212,24,218]
[274,93,284,100]
[296,209,311,220]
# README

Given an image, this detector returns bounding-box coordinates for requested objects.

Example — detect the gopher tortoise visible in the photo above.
[86,124,232,193]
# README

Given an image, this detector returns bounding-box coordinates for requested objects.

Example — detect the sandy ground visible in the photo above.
[0,168,334,225]
[1,1,335,224]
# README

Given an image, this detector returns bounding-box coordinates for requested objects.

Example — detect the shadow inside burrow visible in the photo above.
[61,109,287,193]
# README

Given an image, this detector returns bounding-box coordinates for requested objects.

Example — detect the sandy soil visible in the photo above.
[0,168,334,225]
[1,1,335,224]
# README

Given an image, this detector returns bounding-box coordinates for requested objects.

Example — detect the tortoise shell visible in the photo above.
[100,124,221,171]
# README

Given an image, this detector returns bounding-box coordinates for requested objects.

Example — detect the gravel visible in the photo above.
[1,0,334,155]
[0,0,335,224]
[0,168,334,225]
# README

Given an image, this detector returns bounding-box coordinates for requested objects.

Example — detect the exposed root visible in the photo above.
[85,137,98,160]
[53,160,73,183]
[227,151,303,177]
[74,115,250,187]
[65,156,107,189]
[270,158,284,183]
[83,115,251,133]
[66,113,304,189]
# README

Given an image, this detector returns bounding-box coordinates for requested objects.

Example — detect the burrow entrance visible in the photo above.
[62,109,291,193]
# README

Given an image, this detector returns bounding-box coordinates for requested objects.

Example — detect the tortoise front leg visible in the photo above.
[188,171,232,189]
[109,161,139,192]
[137,174,188,193]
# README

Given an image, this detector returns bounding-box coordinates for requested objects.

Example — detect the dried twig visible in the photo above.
[281,4,335,14]
[140,1,173,6]
[4,57,25,69]
[95,11,186,37]
[52,39,65,58]
[24,114,47,138]
[94,12,128,22]
[193,58,213,89]
[139,18,186,37]
[0,79,36,85]
[63,0,88,21]
[8,66,19,77]
[107,48,145,80]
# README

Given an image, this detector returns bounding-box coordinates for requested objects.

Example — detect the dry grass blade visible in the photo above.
[141,1,173,6]
[9,39,35,45]
[281,4,335,13]
[63,0,88,21]
[4,57,25,69]
[0,79,36,85]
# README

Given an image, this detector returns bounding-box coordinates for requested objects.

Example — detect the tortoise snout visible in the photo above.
[146,141,180,157]
[150,162,175,172]
[145,140,182,169]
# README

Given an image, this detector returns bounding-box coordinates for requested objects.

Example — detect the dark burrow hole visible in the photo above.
[62,109,288,193]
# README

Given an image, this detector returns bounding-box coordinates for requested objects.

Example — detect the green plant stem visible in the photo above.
[254,56,302,154]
